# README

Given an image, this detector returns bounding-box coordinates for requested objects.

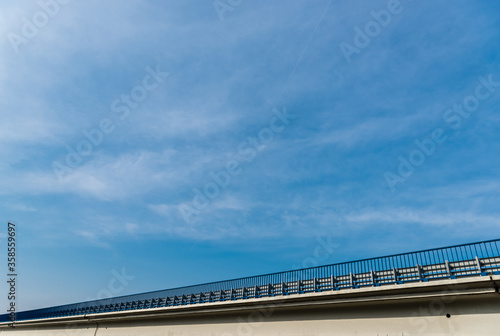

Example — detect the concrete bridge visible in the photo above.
[2,239,499,335]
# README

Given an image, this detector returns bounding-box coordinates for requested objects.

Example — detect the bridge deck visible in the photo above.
[2,239,499,323]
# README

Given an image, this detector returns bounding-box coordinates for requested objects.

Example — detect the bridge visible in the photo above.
[1,239,499,335]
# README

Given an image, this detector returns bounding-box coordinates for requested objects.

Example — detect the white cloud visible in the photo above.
[148,204,178,217]
[344,208,500,228]
[4,202,37,212]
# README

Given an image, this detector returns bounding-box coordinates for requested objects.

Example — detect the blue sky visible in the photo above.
[1,0,500,311]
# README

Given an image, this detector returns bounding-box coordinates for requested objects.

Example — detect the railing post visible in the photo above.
[313,277,317,291]
[393,267,398,283]
[445,260,451,277]
[330,275,337,290]
[350,273,354,288]
[417,264,423,281]
[476,256,484,275]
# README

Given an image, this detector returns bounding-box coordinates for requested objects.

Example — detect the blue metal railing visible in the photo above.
[1,238,499,323]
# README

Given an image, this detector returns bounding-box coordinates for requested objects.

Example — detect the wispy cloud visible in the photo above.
[2,0,500,310]
[4,202,37,212]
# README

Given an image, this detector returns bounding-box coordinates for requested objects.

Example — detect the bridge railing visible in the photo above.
[2,238,499,322]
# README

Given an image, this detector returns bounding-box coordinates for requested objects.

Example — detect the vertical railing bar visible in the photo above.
[470,244,476,261]
[403,251,409,280]
[480,242,487,259]
[430,250,437,277]
[452,246,459,263]
[486,241,494,258]
[342,262,346,288]
[462,245,470,274]
[482,242,489,259]
[414,251,419,278]
[493,241,500,258]
[400,254,406,282]
[421,251,427,279]
[440,248,446,276]
[433,249,439,275]
[460,245,466,261]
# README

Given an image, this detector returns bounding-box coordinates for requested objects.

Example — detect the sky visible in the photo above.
[1,0,500,311]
